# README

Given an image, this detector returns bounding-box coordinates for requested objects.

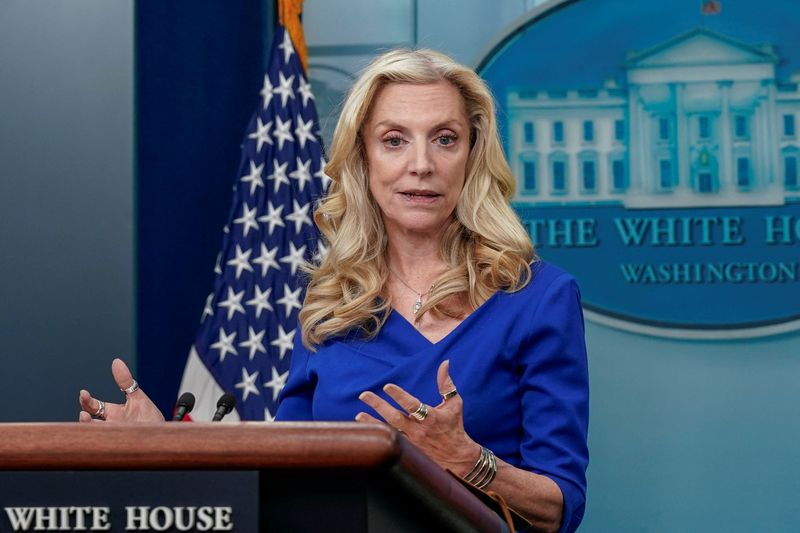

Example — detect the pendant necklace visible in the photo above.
[388,267,435,315]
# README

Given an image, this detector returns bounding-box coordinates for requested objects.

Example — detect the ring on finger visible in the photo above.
[95,400,106,419]
[409,402,430,422]
[441,388,458,401]
[121,379,139,395]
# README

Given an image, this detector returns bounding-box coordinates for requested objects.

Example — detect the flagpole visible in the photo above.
[279,0,309,73]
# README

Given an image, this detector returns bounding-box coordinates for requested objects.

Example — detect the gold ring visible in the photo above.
[441,388,458,401]
[409,403,429,421]
[95,400,106,418]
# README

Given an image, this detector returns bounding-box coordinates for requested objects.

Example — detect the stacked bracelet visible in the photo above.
[463,446,497,489]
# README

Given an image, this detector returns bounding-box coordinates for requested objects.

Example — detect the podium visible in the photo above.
[0,422,508,532]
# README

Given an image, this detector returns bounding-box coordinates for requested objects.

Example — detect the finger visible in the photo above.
[78,411,94,423]
[437,360,455,395]
[354,412,382,424]
[437,360,460,407]
[358,391,409,428]
[79,389,89,409]
[111,358,139,396]
[79,390,122,420]
[382,383,423,414]
[79,389,103,416]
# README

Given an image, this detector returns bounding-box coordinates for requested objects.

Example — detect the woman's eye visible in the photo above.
[436,134,457,146]
[385,137,403,147]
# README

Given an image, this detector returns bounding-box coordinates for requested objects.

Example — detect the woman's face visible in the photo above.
[363,81,470,241]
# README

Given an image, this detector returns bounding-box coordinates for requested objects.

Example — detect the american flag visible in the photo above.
[178,26,327,421]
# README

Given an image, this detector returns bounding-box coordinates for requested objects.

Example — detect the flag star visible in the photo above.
[252,243,280,276]
[272,116,294,150]
[239,326,267,361]
[263,366,289,402]
[264,407,275,422]
[313,241,328,264]
[240,160,265,196]
[235,367,260,401]
[245,285,273,318]
[279,30,295,65]
[297,76,315,107]
[270,325,295,360]
[210,328,238,362]
[214,252,223,274]
[272,71,295,108]
[201,292,214,321]
[294,116,317,149]
[267,159,290,193]
[315,158,332,190]
[226,245,254,279]
[247,118,273,153]
[233,203,260,237]
[279,242,307,276]
[259,74,274,109]
[217,287,245,320]
[257,201,285,235]
[276,282,303,316]
[285,200,312,234]
[289,157,313,192]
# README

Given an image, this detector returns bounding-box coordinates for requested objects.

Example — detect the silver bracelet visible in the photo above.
[464,448,489,483]
[463,446,497,489]
[475,450,497,489]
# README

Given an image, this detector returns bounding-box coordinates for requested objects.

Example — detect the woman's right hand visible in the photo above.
[78,358,165,423]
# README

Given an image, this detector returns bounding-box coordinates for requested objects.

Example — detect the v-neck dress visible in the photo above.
[276,261,589,533]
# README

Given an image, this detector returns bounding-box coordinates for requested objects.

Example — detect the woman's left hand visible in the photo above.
[356,360,480,477]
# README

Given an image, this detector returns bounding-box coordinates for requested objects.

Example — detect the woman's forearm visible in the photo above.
[473,456,564,533]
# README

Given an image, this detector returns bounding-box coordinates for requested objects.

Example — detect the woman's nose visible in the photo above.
[408,142,433,177]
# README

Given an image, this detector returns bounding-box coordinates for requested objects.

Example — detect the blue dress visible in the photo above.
[276,261,589,533]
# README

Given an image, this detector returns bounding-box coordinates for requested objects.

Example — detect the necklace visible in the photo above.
[388,267,435,315]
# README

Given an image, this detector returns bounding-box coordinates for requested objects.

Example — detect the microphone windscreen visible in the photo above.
[217,393,236,412]
[177,392,196,411]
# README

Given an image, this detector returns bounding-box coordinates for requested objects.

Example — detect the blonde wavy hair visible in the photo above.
[300,48,534,348]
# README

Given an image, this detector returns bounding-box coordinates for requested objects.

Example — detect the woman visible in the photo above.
[80,49,588,533]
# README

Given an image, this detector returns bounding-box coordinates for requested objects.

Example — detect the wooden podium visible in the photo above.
[0,422,508,532]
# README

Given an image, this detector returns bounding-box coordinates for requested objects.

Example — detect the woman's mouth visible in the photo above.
[400,190,441,202]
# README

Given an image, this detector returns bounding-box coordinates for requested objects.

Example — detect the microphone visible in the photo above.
[211,393,236,422]
[172,392,196,421]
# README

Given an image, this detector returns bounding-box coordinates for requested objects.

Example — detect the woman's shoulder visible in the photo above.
[486,260,585,343]
[488,259,580,317]
[514,258,580,299]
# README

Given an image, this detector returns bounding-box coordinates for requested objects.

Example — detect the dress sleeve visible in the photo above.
[518,273,589,533]
[274,329,316,421]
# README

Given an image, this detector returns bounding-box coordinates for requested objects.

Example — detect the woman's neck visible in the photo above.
[385,236,446,290]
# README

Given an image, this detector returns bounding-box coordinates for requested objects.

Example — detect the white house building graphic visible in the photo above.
[508,28,800,208]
